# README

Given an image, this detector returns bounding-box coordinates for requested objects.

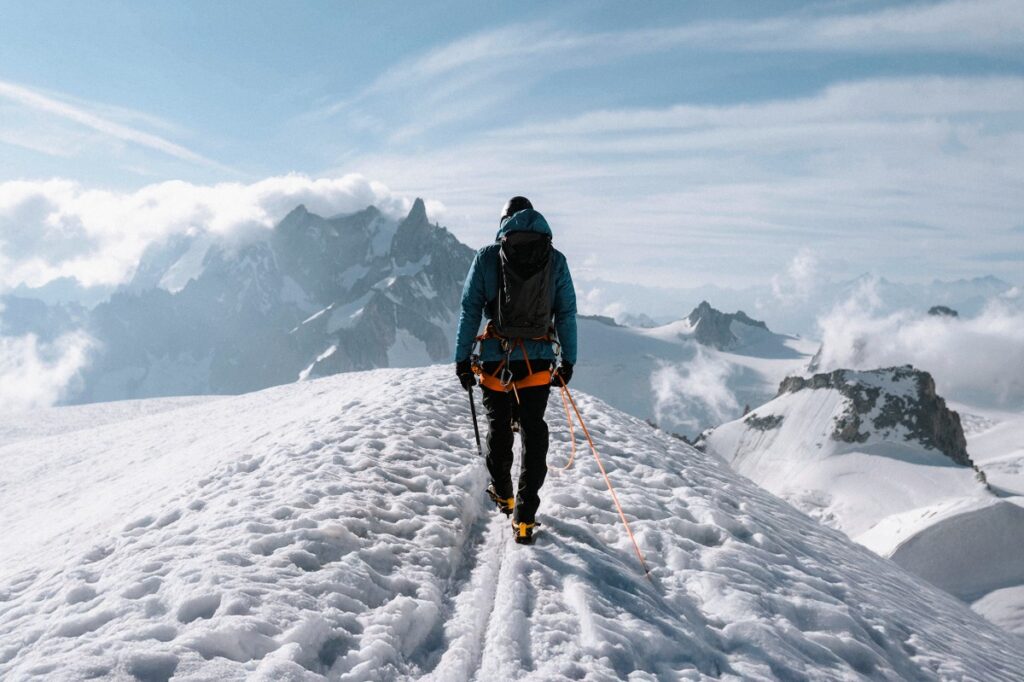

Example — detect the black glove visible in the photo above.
[456,360,476,390]
[551,362,573,386]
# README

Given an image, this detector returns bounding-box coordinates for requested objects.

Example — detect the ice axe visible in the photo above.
[467,387,483,457]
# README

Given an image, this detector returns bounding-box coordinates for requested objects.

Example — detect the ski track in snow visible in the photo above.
[1,366,1023,680]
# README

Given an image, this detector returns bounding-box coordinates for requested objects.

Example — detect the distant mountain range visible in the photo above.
[573,302,817,437]
[575,274,1018,335]
[1,200,818,416]
[1,201,1017,426]
[3,199,472,402]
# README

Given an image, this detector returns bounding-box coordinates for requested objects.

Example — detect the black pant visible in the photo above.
[480,360,551,524]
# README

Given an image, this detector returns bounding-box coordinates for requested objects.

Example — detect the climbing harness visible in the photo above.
[470,323,554,404]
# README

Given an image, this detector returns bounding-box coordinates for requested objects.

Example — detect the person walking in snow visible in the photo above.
[454,196,578,544]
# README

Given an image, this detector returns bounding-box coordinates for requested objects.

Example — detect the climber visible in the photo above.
[454,196,578,544]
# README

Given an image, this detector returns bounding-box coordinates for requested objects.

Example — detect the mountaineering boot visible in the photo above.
[512,519,536,545]
[486,485,515,516]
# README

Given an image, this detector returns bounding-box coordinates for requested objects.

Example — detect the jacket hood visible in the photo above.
[495,209,551,241]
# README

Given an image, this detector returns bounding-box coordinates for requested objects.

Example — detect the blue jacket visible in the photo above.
[454,209,577,365]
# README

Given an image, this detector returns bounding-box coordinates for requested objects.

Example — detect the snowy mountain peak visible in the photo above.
[284,203,309,219]
[778,365,971,465]
[699,363,984,537]
[408,196,427,221]
[390,197,434,266]
[685,300,770,350]
[73,202,472,402]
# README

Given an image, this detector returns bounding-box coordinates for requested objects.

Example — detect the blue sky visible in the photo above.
[1,0,1022,290]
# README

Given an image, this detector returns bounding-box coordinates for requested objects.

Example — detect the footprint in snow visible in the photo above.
[176,593,222,624]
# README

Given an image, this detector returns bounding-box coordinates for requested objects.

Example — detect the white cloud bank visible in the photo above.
[0,331,94,411]
[771,248,821,306]
[815,281,1024,408]
[0,174,433,288]
[651,349,740,433]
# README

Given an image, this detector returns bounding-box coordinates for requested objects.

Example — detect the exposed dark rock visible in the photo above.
[928,305,959,318]
[685,301,769,350]
[644,418,693,444]
[778,366,972,466]
[744,413,784,431]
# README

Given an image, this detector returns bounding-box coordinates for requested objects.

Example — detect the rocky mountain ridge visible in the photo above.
[777,365,971,466]
[69,199,473,402]
[685,300,770,350]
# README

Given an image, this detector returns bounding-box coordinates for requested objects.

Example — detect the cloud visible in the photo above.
[651,349,741,432]
[0,331,94,411]
[0,174,429,288]
[0,79,229,172]
[683,0,1024,55]
[784,0,1024,52]
[348,74,1024,287]
[576,287,627,321]
[512,76,1024,138]
[311,0,1024,144]
[771,248,821,305]
[814,280,1024,408]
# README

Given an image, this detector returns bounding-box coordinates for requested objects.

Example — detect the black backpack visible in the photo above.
[494,231,553,339]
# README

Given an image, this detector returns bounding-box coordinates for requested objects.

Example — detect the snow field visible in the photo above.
[1,366,1023,680]
[964,410,1024,497]
[703,386,991,539]
[0,395,222,446]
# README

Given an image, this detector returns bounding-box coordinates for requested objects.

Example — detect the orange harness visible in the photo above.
[471,324,553,399]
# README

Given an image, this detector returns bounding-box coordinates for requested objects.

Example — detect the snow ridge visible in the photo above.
[1,367,1022,680]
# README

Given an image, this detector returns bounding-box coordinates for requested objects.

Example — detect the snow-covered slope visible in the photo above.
[575,304,816,438]
[954,406,1024,632]
[0,395,222,446]
[700,366,986,537]
[964,408,1024,497]
[2,366,1022,680]
[700,366,1024,634]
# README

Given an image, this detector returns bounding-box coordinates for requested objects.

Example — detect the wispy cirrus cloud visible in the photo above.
[0,79,232,173]
[310,0,1024,144]
[343,74,1024,287]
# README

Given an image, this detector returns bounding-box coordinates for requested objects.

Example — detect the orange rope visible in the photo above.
[555,376,651,580]
[551,385,577,471]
